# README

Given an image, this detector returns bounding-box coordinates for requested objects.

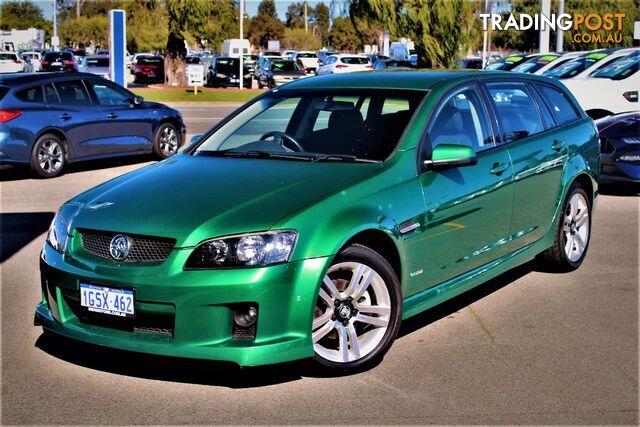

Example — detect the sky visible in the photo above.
[7,0,349,21]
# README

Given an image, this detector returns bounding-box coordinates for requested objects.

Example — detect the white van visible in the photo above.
[222,39,250,58]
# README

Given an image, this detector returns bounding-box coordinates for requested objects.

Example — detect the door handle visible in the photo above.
[490,162,509,175]
[551,140,566,151]
[106,113,118,119]
[59,113,71,120]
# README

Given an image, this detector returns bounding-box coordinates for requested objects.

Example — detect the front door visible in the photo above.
[407,85,514,295]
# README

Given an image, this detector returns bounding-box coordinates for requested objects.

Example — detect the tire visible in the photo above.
[312,244,402,371]
[153,123,180,159]
[537,182,592,272]
[257,80,263,89]
[30,133,66,178]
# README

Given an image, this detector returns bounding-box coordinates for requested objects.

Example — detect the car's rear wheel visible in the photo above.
[153,123,180,159]
[312,245,402,371]
[30,134,66,178]
[538,182,591,271]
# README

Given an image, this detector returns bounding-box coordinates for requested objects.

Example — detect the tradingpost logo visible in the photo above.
[480,13,626,44]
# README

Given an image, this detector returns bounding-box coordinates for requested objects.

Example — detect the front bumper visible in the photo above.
[35,242,331,366]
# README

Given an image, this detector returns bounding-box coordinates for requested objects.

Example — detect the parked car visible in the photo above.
[96,49,109,56]
[528,52,587,75]
[242,54,259,75]
[40,51,79,72]
[455,57,483,70]
[34,71,598,371]
[130,55,164,83]
[20,51,42,72]
[484,53,542,71]
[373,58,416,70]
[79,55,110,79]
[255,55,281,79]
[317,50,337,66]
[207,56,252,88]
[0,51,24,73]
[596,112,640,185]
[282,50,297,59]
[0,72,185,177]
[543,48,638,79]
[316,54,373,75]
[562,51,639,119]
[292,51,319,74]
[366,54,389,65]
[129,52,154,70]
[257,58,306,88]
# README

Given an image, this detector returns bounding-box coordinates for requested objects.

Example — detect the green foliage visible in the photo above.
[58,15,109,48]
[125,0,169,52]
[0,0,51,34]
[327,16,360,51]
[286,2,307,29]
[351,0,477,68]
[285,1,330,45]
[282,28,321,50]
[314,2,330,45]
[248,0,285,49]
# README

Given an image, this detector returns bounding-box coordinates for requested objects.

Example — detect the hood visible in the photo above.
[69,154,379,247]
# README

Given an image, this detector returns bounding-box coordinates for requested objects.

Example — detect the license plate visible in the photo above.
[230,78,239,83]
[52,61,62,66]
[80,283,135,317]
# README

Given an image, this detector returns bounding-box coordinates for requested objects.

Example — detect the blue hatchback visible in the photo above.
[0,73,185,177]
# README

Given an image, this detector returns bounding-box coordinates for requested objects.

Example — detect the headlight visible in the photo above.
[185,231,297,269]
[46,203,81,253]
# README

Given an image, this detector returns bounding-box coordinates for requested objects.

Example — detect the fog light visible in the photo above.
[234,305,258,327]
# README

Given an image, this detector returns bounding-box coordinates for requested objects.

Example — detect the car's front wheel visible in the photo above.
[153,123,180,159]
[30,133,66,178]
[312,244,402,371]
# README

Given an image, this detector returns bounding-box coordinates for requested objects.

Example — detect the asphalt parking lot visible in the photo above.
[1,103,638,425]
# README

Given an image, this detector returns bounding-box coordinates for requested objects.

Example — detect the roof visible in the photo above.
[0,72,103,87]
[278,70,565,92]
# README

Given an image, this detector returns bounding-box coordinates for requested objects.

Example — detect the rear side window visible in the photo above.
[537,84,580,125]
[16,86,44,103]
[44,84,60,104]
[54,80,91,106]
[486,82,544,143]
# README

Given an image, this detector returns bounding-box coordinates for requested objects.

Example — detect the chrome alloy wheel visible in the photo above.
[313,262,391,363]
[159,126,178,156]
[37,139,63,174]
[563,192,590,262]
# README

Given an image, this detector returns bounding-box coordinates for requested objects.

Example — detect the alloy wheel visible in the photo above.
[37,139,63,174]
[313,261,391,364]
[159,126,178,156]
[562,192,590,262]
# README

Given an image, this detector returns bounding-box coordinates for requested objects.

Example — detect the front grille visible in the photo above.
[78,228,176,264]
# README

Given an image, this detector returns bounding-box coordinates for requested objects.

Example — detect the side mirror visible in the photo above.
[190,134,203,145]
[424,144,477,170]
[133,95,144,105]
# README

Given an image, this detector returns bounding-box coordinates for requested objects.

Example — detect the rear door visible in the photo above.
[85,79,153,155]
[409,84,514,293]
[51,79,106,159]
[483,81,568,250]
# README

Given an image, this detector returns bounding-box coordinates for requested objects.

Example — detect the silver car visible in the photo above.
[80,55,110,79]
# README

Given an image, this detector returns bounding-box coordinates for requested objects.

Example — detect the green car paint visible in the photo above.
[35,71,600,366]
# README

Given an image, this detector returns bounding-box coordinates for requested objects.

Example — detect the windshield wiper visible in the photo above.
[199,150,313,161]
[313,154,379,163]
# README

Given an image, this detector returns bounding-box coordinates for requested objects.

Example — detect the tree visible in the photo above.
[248,0,285,49]
[327,17,360,52]
[282,28,321,50]
[285,2,306,29]
[314,2,330,45]
[58,15,108,48]
[0,0,50,32]
[126,0,169,53]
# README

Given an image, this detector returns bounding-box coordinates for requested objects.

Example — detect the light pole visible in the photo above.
[556,0,565,52]
[239,0,244,90]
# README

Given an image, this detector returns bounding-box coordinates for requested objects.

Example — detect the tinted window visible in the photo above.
[537,84,580,125]
[186,57,201,64]
[84,57,109,67]
[44,52,73,61]
[341,57,369,65]
[216,58,239,72]
[16,86,44,103]
[138,56,162,65]
[270,61,301,72]
[54,80,91,105]
[0,53,17,60]
[89,81,130,106]
[44,84,59,104]
[429,86,493,152]
[486,83,543,142]
[297,52,316,58]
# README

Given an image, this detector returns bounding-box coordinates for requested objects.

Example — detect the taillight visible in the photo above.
[40,60,49,65]
[13,59,20,64]
[0,110,22,123]
[365,65,373,69]
[335,64,348,69]
[64,60,74,65]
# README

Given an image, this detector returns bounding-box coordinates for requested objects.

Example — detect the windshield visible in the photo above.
[592,53,639,80]
[270,60,302,72]
[485,56,525,71]
[543,52,608,78]
[193,89,425,162]
[512,54,559,73]
[138,56,162,65]
[85,57,109,67]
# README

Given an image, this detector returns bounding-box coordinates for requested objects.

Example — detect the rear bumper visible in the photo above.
[35,243,331,366]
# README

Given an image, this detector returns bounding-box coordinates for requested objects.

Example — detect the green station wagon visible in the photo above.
[35,71,599,371]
